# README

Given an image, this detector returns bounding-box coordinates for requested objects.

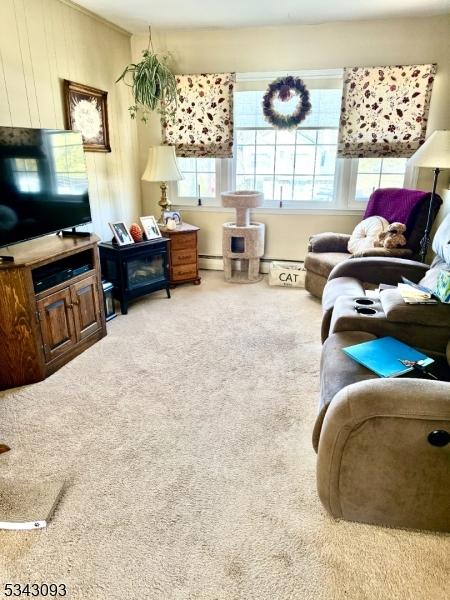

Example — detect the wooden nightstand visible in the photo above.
[160,223,201,287]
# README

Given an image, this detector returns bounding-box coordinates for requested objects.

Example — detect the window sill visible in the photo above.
[172,203,365,216]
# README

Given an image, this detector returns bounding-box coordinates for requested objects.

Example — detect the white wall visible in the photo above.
[0,0,141,241]
[132,14,450,260]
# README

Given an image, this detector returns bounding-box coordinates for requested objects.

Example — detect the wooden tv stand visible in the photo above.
[0,234,106,390]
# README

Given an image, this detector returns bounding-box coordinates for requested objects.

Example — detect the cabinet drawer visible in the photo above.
[171,264,198,281]
[170,233,196,250]
[171,248,197,266]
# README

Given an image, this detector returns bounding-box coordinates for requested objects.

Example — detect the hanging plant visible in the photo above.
[116,30,177,124]
[262,76,311,129]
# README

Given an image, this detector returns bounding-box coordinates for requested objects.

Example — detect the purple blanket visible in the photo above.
[364,188,429,228]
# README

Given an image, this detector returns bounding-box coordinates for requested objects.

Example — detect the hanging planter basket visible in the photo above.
[116,47,177,124]
[262,76,312,130]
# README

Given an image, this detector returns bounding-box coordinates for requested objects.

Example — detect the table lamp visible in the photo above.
[409,130,450,262]
[141,145,183,223]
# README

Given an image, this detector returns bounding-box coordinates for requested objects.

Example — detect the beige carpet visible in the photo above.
[0,271,449,600]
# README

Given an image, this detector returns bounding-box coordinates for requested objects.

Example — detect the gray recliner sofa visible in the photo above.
[314,336,450,531]
[320,213,450,356]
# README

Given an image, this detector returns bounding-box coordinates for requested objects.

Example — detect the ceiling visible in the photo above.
[74,0,449,33]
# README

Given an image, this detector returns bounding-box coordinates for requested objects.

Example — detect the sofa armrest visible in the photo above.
[316,378,450,521]
[308,232,351,253]
[328,257,429,285]
[380,289,450,327]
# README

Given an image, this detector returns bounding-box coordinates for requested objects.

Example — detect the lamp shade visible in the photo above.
[141,145,183,182]
[409,130,450,169]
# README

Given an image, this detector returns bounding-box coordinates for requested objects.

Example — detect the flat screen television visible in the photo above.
[0,126,91,247]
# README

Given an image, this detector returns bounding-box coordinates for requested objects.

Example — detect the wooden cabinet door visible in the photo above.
[37,288,77,362]
[70,274,102,341]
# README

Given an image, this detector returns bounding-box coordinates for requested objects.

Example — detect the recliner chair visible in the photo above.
[305,189,442,299]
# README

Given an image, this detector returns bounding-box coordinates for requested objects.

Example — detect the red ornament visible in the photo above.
[129,223,143,242]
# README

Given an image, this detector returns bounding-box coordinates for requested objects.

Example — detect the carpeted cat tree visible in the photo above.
[221,191,265,283]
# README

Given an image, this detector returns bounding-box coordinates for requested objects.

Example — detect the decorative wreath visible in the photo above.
[262,76,312,129]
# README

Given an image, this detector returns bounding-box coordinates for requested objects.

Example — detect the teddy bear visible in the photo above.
[374,222,407,249]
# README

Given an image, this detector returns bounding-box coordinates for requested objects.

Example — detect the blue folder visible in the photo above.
[343,336,434,378]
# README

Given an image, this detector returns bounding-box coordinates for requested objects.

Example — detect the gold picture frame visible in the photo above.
[64,80,111,152]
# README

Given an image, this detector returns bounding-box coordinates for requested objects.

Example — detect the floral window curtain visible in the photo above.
[337,64,436,158]
[162,73,235,158]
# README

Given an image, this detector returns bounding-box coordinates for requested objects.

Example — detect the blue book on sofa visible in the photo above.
[343,336,434,378]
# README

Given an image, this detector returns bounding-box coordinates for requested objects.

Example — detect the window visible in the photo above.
[354,158,408,201]
[234,88,341,206]
[174,70,410,211]
[178,157,216,200]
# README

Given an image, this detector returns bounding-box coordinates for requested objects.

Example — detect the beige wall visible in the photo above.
[0,0,141,241]
[132,14,450,260]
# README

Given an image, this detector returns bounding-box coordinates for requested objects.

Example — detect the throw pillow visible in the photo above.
[348,216,389,255]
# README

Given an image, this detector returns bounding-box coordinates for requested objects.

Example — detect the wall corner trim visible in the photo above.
[58,0,132,37]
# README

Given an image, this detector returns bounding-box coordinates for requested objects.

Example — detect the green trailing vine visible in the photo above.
[116,33,177,123]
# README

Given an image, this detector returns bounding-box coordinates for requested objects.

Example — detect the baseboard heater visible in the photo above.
[198,255,304,274]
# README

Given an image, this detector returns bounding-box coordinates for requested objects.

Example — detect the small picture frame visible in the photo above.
[64,80,111,152]
[109,222,134,246]
[140,216,162,240]
[163,210,182,226]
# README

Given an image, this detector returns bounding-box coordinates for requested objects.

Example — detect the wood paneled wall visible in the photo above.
[0,0,141,241]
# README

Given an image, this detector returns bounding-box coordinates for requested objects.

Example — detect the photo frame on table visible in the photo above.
[64,80,111,152]
[140,216,162,240]
[162,210,182,226]
[109,222,134,246]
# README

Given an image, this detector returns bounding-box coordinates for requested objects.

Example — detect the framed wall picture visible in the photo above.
[64,80,111,152]
[109,222,134,246]
[140,216,162,240]
[162,210,182,225]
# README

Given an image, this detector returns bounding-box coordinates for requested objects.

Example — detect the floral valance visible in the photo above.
[337,64,436,158]
[161,73,235,158]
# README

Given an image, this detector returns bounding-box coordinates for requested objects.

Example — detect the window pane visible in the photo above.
[381,157,407,174]
[293,177,313,200]
[297,130,317,144]
[254,175,274,199]
[234,91,265,127]
[256,129,275,145]
[317,129,338,144]
[178,174,196,197]
[301,89,342,127]
[274,177,293,201]
[237,130,255,145]
[355,174,380,200]
[236,145,256,174]
[198,172,216,197]
[275,146,295,174]
[313,176,334,202]
[178,157,196,172]
[196,158,215,172]
[294,146,316,174]
[316,146,336,175]
[255,145,275,174]
[236,175,255,190]
[380,174,405,188]
[358,158,382,174]
[276,130,296,145]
